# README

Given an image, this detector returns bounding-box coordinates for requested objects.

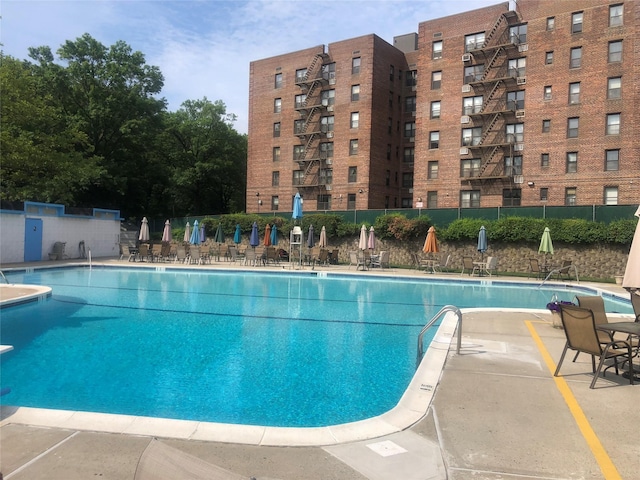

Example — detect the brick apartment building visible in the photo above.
[246,0,638,214]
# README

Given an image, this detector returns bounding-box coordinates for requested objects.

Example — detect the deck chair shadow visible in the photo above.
[554,304,634,389]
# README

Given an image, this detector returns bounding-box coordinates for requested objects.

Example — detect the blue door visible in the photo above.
[24,218,43,262]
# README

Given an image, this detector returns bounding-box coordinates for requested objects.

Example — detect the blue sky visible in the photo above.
[2,0,500,134]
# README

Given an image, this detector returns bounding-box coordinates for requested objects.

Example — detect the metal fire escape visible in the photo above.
[294,52,332,191]
[460,10,526,186]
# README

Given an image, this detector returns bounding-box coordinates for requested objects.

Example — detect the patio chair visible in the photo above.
[329,249,339,265]
[160,242,172,262]
[433,254,450,273]
[120,245,136,262]
[174,246,188,264]
[265,246,279,265]
[137,244,151,262]
[461,256,474,275]
[349,251,367,270]
[528,258,542,279]
[189,246,202,265]
[49,241,69,261]
[554,304,634,389]
[151,243,162,262]
[573,295,617,361]
[485,256,498,276]
[312,249,329,269]
[370,250,389,270]
[556,260,573,280]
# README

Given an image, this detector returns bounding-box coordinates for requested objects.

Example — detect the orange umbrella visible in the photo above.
[263,223,272,246]
[423,226,439,255]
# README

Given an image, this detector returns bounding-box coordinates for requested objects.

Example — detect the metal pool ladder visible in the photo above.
[0,270,9,284]
[417,305,462,367]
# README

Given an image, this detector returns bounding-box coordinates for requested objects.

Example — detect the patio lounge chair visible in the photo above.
[49,241,69,261]
[554,304,634,389]
[461,256,474,275]
[174,246,187,264]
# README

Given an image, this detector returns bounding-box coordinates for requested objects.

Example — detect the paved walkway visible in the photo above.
[1,259,638,479]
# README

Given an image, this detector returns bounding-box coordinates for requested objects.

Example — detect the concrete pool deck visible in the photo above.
[1,258,638,479]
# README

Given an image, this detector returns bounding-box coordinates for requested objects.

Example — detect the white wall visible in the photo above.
[1,208,121,264]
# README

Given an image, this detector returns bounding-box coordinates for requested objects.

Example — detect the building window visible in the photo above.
[405,96,416,113]
[346,194,356,209]
[404,147,414,163]
[293,119,305,135]
[568,82,580,104]
[406,70,417,87]
[461,158,481,177]
[504,155,523,176]
[292,170,303,185]
[606,113,620,135]
[349,139,358,155]
[462,127,482,146]
[429,131,440,149]
[464,32,485,52]
[540,188,548,201]
[570,47,582,68]
[541,153,550,167]
[271,196,279,211]
[428,161,439,179]
[605,149,619,171]
[506,123,524,143]
[321,115,334,132]
[320,141,333,159]
[507,57,526,78]
[609,4,623,27]
[274,73,282,89]
[431,71,442,89]
[509,24,527,44]
[432,40,443,59]
[506,90,525,110]
[571,12,583,33]
[604,187,618,205]
[404,122,416,138]
[464,64,484,83]
[502,189,521,206]
[293,145,305,161]
[295,68,307,82]
[387,117,392,134]
[320,90,335,108]
[567,117,579,138]
[566,152,578,173]
[461,190,481,208]
[350,112,359,129]
[402,172,413,188]
[427,191,438,208]
[319,168,332,187]
[607,77,621,99]
[387,144,391,160]
[545,51,554,64]
[430,101,441,119]
[389,65,394,81]
[273,122,280,137]
[543,85,552,100]
[352,57,361,74]
[274,98,282,113]
[322,62,336,81]
[294,94,306,109]
[317,194,331,210]
[546,16,555,30]
[272,171,279,187]
[348,166,357,183]
[273,146,280,162]
[385,170,390,186]
[463,95,483,114]
[565,187,577,206]
[351,84,360,101]
[608,40,622,62]
[542,120,551,133]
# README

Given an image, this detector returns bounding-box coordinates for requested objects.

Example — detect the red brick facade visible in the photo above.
[247,0,639,213]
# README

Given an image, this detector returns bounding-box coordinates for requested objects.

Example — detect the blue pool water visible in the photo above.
[0,267,632,427]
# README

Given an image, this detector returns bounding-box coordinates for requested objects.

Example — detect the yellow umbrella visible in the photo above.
[423,226,439,256]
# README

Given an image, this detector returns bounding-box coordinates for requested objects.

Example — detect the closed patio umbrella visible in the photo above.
[307,225,315,248]
[264,224,272,246]
[423,226,439,256]
[233,224,242,245]
[270,224,278,246]
[358,224,368,250]
[477,225,488,263]
[161,220,172,243]
[199,223,206,244]
[538,227,554,271]
[292,192,303,221]
[367,226,376,251]
[183,222,191,243]
[319,226,327,248]
[213,224,225,244]
[139,217,150,242]
[249,221,260,247]
[622,205,640,291]
[189,219,200,245]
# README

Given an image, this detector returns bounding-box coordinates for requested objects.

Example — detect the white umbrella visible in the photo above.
[183,222,191,243]
[367,226,376,251]
[622,205,640,291]
[358,224,368,250]
[319,226,327,248]
[162,220,172,243]
[138,217,150,242]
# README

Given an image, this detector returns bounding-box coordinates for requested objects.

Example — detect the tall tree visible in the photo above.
[163,98,247,216]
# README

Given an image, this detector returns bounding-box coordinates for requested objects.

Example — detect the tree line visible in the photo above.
[1,33,247,220]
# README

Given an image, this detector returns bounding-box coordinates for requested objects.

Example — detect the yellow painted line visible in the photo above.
[525,320,622,480]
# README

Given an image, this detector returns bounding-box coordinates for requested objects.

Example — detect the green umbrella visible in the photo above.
[538,227,554,270]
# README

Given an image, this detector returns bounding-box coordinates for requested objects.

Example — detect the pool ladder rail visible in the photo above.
[416,305,462,367]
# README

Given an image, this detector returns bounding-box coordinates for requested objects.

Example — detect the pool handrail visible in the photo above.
[0,270,9,284]
[417,305,462,366]
[539,264,580,287]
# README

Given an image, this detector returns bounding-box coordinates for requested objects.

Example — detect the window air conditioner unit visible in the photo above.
[461,115,470,124]
[408,188,413,193]
[325,158,332,165]
[460,147,469,155]
[513,175,524,184]
[409,137,415,143]
[412,111,416,117]
[518,43,529,52]
[514,143,524,151]
[461,84,472,93]
[516,77,527,85]
[325,185,332,191]
[515,110,525,118]
[326,132,334,138]
[322,99,329,106]
[327,105,334,112]
[462,53,472,62]
[329,78,336,85]
[411,86,417,91]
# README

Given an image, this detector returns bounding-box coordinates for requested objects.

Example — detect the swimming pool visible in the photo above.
[0,266,632,428]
